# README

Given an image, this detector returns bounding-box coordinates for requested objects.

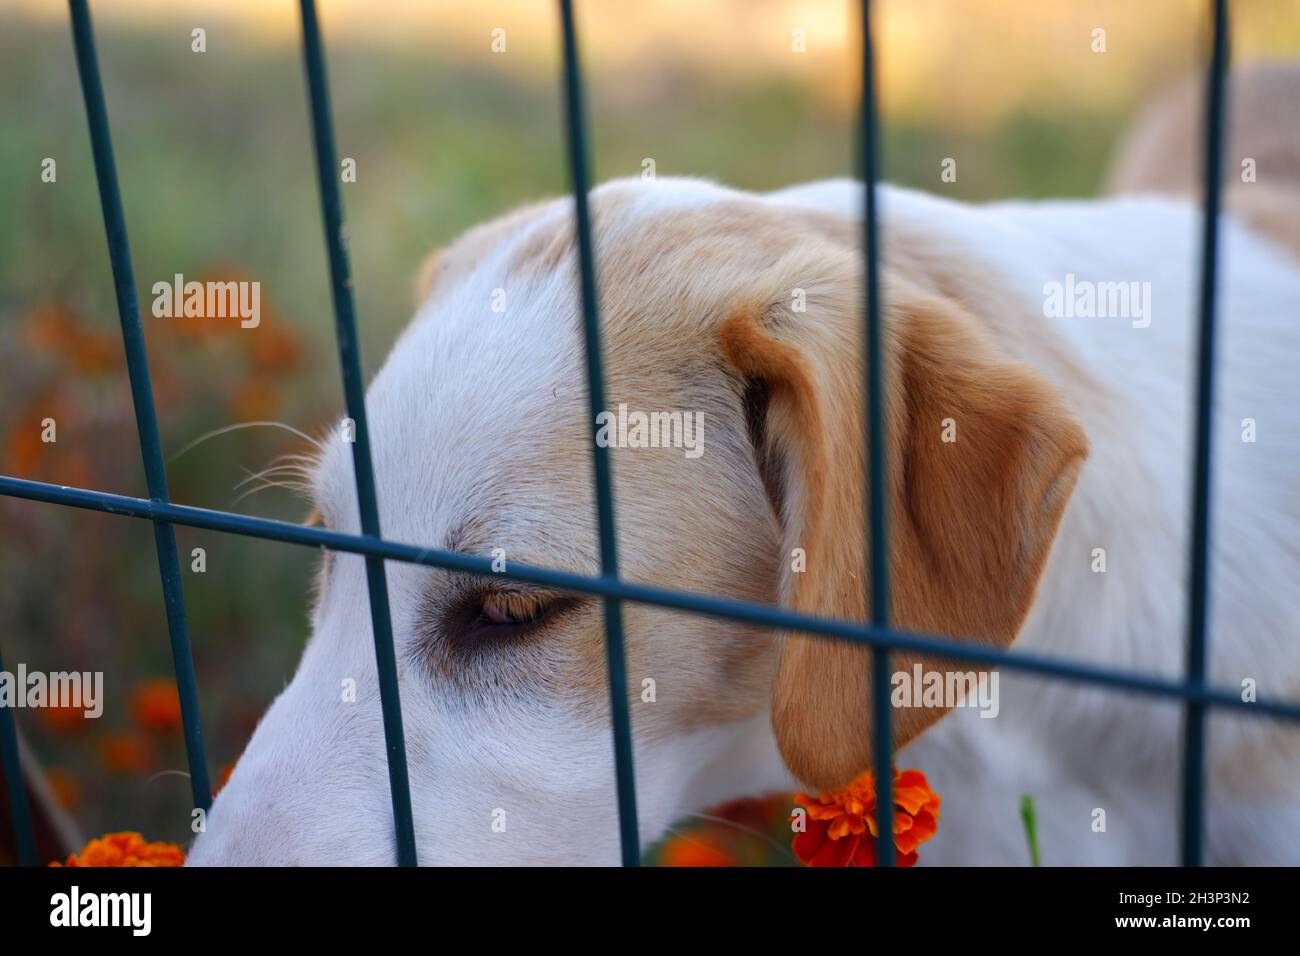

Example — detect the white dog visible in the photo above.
[189,66,1300,866]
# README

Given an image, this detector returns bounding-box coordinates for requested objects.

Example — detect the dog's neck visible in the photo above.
[678,712,796,811]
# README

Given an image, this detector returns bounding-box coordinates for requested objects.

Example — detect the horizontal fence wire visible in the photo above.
[66,0,212,814]
[0,0,1281,869]
[1181,0,1229,868]
[296,0,417,867]
[859,0,894,867]
[7,474,1300,726]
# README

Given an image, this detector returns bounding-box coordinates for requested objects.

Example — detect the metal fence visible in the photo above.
[1,0,1293,869]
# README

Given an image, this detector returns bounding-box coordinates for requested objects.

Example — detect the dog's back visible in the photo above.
[1108,61,1300,261]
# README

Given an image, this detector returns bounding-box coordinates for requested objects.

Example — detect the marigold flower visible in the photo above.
[51,832,184,868]
[23,302,120,375]
[38,701,90,735]
[3,423,44,477]
[710,793,792,833]
[98,731,154,775]
[24,302,83,352]
[45,768,82,810]
[659,832,737,867]
[228,378,281,421]
[128,679,183,734]
[4,391,72,479]
[792,768,940,867]
[213,761,235,796]
[245,325,302,372]
[168,266,257,341]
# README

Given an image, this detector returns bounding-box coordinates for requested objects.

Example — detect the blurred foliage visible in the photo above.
[647,794,801,867]
[0,1,1296,861]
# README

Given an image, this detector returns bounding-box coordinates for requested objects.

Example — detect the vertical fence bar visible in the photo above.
[1181,0,1229,868]
[67,0,212,813]
[859,0,894,867]
[0,646,37,866]
[557,0,641,866]
[297,0,417,867]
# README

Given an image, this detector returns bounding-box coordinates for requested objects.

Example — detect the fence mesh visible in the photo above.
[0,0,1288,869]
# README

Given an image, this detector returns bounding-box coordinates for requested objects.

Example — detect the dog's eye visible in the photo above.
[443,588,579,646]
[424,584,584,658]
[478,593,548,628]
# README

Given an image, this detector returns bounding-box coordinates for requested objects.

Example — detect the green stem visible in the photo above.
[1020,794,1041,867]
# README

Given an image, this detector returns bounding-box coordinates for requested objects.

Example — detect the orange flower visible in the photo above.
[45,768,82,810]
[792,768,940,867]
[128,679,183,734]
[3,419,45,477]
[658,832,737,867]
[3,391,72,480]
[51,832,184,868]
[167,266,255,341]
[244,324,302,372]
[228,378,281,421]
[711,793,778,826]
[168,307,221,341]
[23,302,119,375]
[24,302,82,352]
[98,731,154,775]
[213,761,235,796]
[38,701,90,735]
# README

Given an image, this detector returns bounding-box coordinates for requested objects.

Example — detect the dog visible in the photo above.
[188,65,1300,866]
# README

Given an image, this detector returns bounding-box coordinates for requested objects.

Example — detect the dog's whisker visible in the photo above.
[144,769,193,786]
[170,420,325,462]
[234,463,314,492]
[238,473,311,494]
[231,471,313,508]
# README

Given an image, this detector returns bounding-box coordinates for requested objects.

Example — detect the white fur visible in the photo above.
[189,178,1300,866]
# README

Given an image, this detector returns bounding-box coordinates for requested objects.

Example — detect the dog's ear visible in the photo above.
[719,270,1087,790]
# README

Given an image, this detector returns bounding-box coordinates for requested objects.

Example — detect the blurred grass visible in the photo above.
[0,12,1136,386]
[0,1,1295,856]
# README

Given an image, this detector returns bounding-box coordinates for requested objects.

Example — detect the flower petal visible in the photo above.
[812,833,858,867]
[792,818,831,865]
[852,836,878,867]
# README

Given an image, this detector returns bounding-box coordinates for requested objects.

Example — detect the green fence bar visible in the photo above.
[1180,0,1230,868]
[858,0,894,867]
[556,0,641,867]
[297,0,417,867]
[67,0,212,813]
[0,646,37,866]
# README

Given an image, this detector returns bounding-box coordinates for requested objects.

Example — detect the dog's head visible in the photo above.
[187,178,1086,865]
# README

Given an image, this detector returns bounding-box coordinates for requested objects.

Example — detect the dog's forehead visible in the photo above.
[312,296,591,555]
[311,177,763,553]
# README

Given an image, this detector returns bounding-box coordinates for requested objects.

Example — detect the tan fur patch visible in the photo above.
[415,198,558,304]
[719,269,1087,789]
